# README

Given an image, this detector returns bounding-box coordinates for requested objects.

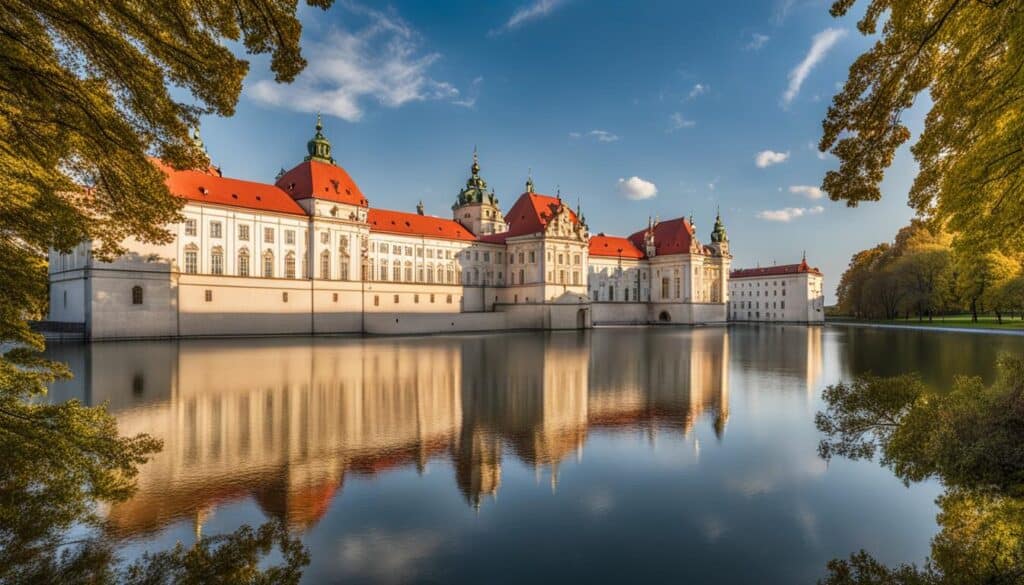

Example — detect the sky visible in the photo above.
[197,0,927,304]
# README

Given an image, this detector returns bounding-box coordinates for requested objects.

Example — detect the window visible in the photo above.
[430,294,435,303]
[285,230,295,245]
[263,251,274,278]
[417,247,423,257]
[483,252,490,262]
[210,248,224,275]
[405,246,412,256]
[333,293,339,302]
[320,251,331,280]
[131,286,143,305]
[529,251,536,263]
[393,264,401,282]
[263,228,274,243]
[393,294,400,304]
[519,269,525,284]
[446,294,453,304]
[282,292,288,302]
[404,261,413,282]
[320,232,329,244]
[661,277,669,299]
[374,295,380,307]
[184,247,198,274]
[340,259,350,281]
[238,249,250,277]
[205,289,213,302]
[414,294,420,304]
[238,224,249,241]
[380,261,388,281]
[574,254,581,265]
[210,221,222,238]
[285,252,296,279]
[184,219,197,236]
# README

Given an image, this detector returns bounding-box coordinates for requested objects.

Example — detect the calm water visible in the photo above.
[44,325,1024,584]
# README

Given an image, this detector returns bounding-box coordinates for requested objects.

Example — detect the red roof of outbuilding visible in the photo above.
[627,217,696,256]
[368,209,478,242]
[158,161,306,216]
[731,259,822,278]
[589,234,646,259]
[275,159,369,207]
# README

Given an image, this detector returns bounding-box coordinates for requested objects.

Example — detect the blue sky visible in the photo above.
[198,0,925,303]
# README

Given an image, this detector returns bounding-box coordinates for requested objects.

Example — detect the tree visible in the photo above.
[1,0,329,577]
[821,0,1024,256]
[954,248,1015,322]
[816,356,1024,584]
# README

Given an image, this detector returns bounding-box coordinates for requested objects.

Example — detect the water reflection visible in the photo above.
[50,329,744,534]
[45,325,1022,583]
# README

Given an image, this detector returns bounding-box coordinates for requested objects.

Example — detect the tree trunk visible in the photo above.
[971,299,979,322]
[996,309,1003,324]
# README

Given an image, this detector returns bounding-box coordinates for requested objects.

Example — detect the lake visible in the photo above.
[43,324,1024,584]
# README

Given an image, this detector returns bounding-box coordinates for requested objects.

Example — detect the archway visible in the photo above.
[576,308,588,329]
[658,311,671,323]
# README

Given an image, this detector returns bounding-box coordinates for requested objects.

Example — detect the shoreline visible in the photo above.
[827,320,1024,336]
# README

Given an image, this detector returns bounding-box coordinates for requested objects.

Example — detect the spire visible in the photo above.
[305,113,335,164]
[711,205,728,243]
[454,147,493,208]
[471,145,480,176]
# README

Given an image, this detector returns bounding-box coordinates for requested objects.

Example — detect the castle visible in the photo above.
[46,117,821,340]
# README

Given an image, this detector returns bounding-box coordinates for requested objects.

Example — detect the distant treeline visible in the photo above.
[836,220,1024,322]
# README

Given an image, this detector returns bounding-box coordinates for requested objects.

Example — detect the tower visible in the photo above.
[452,148,506,236]
[709,206,729,257]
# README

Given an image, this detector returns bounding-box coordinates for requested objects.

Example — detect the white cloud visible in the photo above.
[756,205,824,222]
[490,0,568,35]
[668,112,696,132]
[745,33,770,51]
[783,28,846,105]
[452,76,484,108]
[755,150,790,168]
[688,83,709,99]
[708,177,720,191]
[789,185,823,199]
[572,129,620,143]
[617,176,658,200]
[339,529,444,584]
[248,4,461,121]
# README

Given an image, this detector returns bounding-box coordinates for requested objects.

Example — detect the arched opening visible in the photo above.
[658,311,671,323]
[576,308,587,329]
[131,285,143,305]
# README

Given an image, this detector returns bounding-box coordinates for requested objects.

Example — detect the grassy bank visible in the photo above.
[828,314,1024,331]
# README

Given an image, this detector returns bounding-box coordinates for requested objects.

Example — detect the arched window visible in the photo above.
[426,264,434,283]
[437,266,444,283]
[320,251,331,280]
[210,246,224,275]
[340,258,350,281]
[263,250,274,278]
[285,252,296,279]
[380,260,388,281]
[404,261,413,283]
[183,244,199,274]
[238,249,250,277]
[131,285,143,305]
[393,262,401,282]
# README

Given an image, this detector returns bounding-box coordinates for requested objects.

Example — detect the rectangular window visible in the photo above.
[417,247,423,257]
[204,289,212,302]
[414,294,419,304]
[393,294,399,304]
[405,246,412,256]
[185,219,197,236]
[381,243,389,254]
[483,252,490,262]
[184,251,198,274]
[446,294,453,304]
[374,295,380,306]
[320,232,329,244]
[282,292,288,302]
[333,293,339,302]
[264,228,274,243]
[285,230,295,245]
[210,221,222,238]
[529,251,536,263]
[238,254,249,277]
[211,252,223,275]
[430,294,435,303]
[238,224,249,241]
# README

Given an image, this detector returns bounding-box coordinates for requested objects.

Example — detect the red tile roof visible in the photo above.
[500,192,580,239]
[589,234,646,259]
[275,160,369,207]
[731,259,822,278]
[627,217,696,256]
[158,161,307,216]
[368,209,478,242]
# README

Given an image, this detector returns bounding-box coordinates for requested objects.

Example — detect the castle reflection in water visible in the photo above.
[46,326,823,537]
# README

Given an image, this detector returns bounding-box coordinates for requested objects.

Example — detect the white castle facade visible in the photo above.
[46,118,820,340]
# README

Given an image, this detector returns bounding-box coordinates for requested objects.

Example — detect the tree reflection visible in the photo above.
[816,355,1024,584]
